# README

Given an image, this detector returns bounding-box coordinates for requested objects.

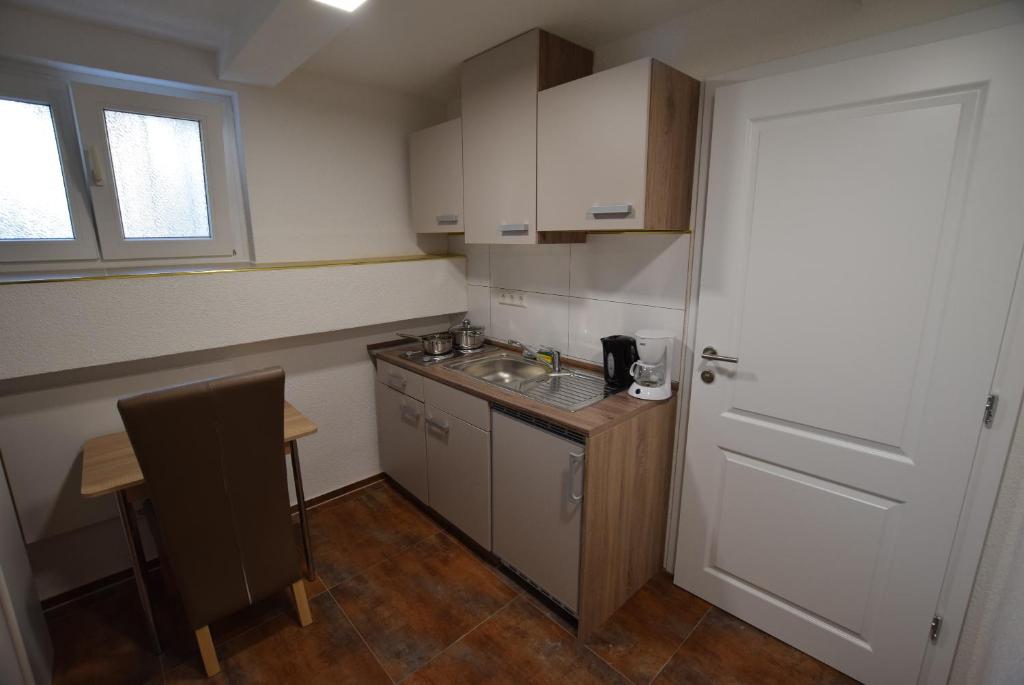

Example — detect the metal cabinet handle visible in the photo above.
[499,223,529,235]
[589,203,632,217]
[425,416,450,434]
[388,372,407,388]
[399,402,420,421]
[701,346,739,364]
[568,449,585,503]
[436,214,459,225]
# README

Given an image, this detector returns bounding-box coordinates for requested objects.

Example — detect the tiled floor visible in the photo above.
[45,480,856,684]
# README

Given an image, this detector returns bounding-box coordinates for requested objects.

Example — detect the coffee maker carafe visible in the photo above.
[629,330,673,400]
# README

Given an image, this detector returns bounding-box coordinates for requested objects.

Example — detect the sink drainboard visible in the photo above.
[518,372,607,412]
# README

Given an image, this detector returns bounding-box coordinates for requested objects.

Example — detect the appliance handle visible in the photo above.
[568,450,585,503]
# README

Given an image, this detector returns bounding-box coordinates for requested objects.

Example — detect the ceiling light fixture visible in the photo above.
[313,0,368,12]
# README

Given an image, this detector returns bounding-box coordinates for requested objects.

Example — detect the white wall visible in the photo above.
[0,6,459,598]
[449,235,690,379]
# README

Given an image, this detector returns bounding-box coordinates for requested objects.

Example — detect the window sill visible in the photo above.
[0,253,463,286]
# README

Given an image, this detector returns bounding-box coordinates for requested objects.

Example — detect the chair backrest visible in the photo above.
[117,367,300,630]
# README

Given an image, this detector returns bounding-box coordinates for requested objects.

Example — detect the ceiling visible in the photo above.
[302,0,716,99]
[7,0,715,97]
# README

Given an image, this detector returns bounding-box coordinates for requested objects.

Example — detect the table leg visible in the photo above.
[115,490,162,654]
[289,440,316,581]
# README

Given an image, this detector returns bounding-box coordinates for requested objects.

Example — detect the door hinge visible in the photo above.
[929,615,943,642]
[983,394,999,428]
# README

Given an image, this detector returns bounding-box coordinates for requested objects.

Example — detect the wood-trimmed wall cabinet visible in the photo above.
[461,29,593,245]
[538,58,701,233]
[409,118,464,234]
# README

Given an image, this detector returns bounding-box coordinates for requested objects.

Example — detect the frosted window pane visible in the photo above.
[0,98,75,241]
[104,110,212,239]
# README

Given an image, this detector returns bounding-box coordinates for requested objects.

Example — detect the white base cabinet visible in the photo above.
[375,383,428,502]
[491,409,583,613]
[424,405,491,549]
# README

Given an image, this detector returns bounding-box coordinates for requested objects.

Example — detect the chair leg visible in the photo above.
[291,580,313,627]
[195,625,220,677]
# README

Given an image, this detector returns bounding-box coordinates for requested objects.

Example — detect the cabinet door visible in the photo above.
[538,59,651,232]
[375,383,428,502]
[410,118,463,234]
[492,411,583,612]
[461,30,539,245]
[425,405,491,549]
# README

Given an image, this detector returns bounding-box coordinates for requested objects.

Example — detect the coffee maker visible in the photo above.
[600,335,638,392]
[629,330,673,400]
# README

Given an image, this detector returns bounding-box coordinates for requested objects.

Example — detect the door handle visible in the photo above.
[568,450,585,503]
[701,346,739,364]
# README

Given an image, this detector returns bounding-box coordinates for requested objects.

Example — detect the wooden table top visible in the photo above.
[81,401,317,498]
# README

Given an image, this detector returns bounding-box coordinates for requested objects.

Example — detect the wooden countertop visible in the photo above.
[371,343,675,436]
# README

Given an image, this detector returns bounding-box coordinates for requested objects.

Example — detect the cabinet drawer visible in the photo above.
[423,377,489,431]
[425,406,491,549]
[376,360,424,401]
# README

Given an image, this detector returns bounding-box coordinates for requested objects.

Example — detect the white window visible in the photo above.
[0,73,99,262]
[0,65,246,267]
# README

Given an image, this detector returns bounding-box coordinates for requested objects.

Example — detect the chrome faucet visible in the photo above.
[508,339,561,373]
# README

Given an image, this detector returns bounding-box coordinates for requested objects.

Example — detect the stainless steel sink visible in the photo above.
[448,352,606,412]
[449,353,550,386]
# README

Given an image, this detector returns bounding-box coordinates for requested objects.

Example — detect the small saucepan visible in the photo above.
[449,319,486,351]
[398,331,453,356]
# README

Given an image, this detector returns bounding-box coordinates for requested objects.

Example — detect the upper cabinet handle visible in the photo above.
[436,214,459,225]
[499,223,529,235]
[589,204,632,217]
[85,146,106,187]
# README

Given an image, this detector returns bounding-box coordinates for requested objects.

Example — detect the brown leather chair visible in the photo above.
[118,367,311,677]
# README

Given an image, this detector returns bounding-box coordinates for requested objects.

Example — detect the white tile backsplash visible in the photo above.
[490,244,570,295]
[570,234,689,308]
[488,288,569,351]
[568,298,685,380]
[450,233,691,372]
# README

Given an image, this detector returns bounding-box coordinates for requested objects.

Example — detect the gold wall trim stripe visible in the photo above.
[0,253,464,286]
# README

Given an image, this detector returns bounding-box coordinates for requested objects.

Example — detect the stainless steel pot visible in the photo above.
[398,331,453,356]
[449,319,486,350]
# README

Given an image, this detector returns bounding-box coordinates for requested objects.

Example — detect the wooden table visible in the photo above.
[81,401,318,653]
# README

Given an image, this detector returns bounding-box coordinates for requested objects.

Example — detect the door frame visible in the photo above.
[662,8,1024,684]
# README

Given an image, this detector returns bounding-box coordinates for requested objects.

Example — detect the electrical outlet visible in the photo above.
[497,291,527,308]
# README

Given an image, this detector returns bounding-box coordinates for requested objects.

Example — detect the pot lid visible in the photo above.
[450,318,485,334]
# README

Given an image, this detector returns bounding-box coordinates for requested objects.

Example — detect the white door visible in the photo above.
[677,25,1024,685]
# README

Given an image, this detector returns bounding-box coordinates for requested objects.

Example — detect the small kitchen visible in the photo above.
[1,2,1023,685]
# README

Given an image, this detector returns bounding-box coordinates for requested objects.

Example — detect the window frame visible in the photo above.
[0,72,100,263]
[71,83,242,261]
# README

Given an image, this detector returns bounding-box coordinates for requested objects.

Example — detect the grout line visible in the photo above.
[584,644,635,685]
[395,592,521,684]
[647,605,712,685]
[326,586,397,685]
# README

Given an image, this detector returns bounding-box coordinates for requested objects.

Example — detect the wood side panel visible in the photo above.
[537,231,588,244]
[644,61,701,230]
[538,30,594,90]
[577,393,677,639]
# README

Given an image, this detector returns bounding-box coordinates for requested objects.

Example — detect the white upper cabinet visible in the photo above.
[461,30,592,245]
[409,118,463,234]
[538,58,700,233]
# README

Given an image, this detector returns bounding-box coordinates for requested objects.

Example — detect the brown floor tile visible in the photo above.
[163,592,389,684]
[653,608,856,685]
[47,581,163,685]
[586,572,711,685]
[332,532,518,681]
[302,576,328,600]
[406,596,627,685]
[306,481,439,587]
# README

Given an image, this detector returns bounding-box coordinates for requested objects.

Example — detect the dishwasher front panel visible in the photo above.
[491,409,583,613]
